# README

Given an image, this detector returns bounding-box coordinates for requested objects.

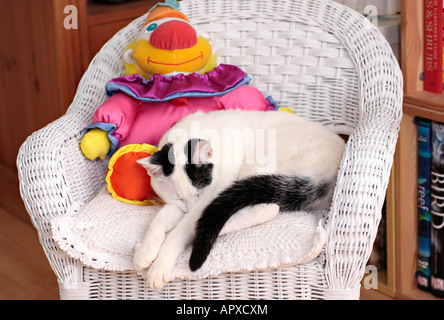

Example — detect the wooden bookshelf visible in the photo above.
[397,0,443,300]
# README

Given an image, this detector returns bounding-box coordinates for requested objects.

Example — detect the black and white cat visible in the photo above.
[134,109,345,289]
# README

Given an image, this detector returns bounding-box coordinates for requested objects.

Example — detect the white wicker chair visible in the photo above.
[17,0,402,300]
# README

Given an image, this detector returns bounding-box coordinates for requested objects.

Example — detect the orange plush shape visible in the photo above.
[106,144,161,206]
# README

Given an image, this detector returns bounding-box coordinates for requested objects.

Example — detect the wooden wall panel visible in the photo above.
[0,0,89,224]
[53,0,90,110]
[0,0,59,169]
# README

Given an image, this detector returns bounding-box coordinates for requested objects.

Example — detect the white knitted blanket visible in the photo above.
[51,187,327,280]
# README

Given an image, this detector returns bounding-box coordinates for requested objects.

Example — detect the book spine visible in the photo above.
[424,0,443,94]
[417,118,432,292]
[431,121,444,298]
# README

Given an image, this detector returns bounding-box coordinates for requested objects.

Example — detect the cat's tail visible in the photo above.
[189,174,332,271]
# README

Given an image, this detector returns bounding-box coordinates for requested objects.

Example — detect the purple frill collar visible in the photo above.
[105,64,250,101]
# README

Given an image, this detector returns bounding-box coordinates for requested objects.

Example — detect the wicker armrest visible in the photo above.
[325,115,401,290]
[17,111,107,283]
[323,17,403,289]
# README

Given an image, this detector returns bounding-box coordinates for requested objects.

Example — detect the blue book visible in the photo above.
[416,118,432,292]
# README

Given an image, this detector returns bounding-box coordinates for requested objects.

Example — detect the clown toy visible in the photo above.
[80,0,277,205]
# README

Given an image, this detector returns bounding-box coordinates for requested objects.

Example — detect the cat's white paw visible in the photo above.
[132,244,153,271]
[146,255,174,289]
[132,242,161,271]
[132,230,166,271]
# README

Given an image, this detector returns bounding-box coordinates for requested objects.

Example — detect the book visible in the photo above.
[431,121,444,298]
[424,0,443,94]
[417,118,432,292]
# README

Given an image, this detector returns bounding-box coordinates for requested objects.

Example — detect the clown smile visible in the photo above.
[147,52,203,66]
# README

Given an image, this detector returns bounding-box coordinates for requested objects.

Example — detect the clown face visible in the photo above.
[125,17,213,77]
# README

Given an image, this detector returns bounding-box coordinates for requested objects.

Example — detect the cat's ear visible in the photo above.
[193,140,213,164]
[137,157,163,177]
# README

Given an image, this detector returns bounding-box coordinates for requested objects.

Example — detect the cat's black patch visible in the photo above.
[149,143,175,176]
[185,163,214,189]
[183,139,213,189]
[189,175,332,271]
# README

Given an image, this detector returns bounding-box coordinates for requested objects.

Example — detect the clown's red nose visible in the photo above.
[150,20,197,50]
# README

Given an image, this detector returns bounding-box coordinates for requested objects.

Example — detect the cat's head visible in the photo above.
[138,139,214,210]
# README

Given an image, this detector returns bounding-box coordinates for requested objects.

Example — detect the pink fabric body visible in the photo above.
[92,84,270,147]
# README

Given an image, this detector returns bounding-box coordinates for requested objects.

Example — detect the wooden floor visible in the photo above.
[0,207,59,300]
[0,206,392,300]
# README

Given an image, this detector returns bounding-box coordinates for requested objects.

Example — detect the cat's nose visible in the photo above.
[150,20,197,50]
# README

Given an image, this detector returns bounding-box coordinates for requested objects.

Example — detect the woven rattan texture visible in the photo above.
[17,0,402,299]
